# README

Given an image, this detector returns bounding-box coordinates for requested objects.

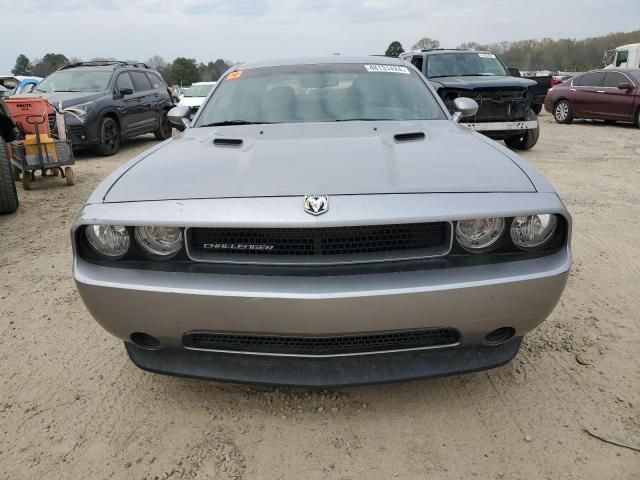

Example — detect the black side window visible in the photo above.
[602,72,627,87]
[115,73,134,94]
[616,50,629,67]
[411,55,424,73]
[577,72,605,87]
[146,72,165,90]
[130,71,153,92]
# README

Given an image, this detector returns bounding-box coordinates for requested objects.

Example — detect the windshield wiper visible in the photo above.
[199,120,275,127]
[333,118,395,122]
[430,74,497,78]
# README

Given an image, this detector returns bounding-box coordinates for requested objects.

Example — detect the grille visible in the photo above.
[183,328,460,356]
[47,113,58,136]
[187,222,450,264]
[445,89,529,122]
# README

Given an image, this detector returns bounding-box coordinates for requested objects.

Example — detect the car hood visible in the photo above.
[178,96,205,108]
[18,91,104,108]
[430,76,536,90]
[103,120,535,202]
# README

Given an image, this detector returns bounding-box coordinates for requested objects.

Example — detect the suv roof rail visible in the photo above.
[402,48,475,55]
[59,61,151,70]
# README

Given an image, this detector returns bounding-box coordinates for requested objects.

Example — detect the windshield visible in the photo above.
[185,84,215,97]
[35,70,112,93]
[196,63,445,125]
[427,52,508,77]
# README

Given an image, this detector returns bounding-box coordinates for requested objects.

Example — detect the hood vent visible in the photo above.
[213,138,243,147]
[394,132,425,143]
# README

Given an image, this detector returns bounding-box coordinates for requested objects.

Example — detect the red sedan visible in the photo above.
[544,68,640,126]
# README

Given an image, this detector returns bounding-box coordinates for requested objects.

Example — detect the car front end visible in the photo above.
[434,79,538,140]
[72,58,571,386]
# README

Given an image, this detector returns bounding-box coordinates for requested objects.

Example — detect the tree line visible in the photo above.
[10,53,232,86]
[386,29,640,71]
[11,28,640,83]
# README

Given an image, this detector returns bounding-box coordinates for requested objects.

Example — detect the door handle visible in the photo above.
[569,88,576,91]
[596,90,606,93]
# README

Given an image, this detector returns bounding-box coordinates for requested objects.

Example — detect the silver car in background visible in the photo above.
[72,57,571,386]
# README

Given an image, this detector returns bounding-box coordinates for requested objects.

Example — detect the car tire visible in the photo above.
[553,100,573,124]
[636,109,640,128]
[504,109,540,151]
[154,110,173,141]
[0,137,19,214]
[96,117,120,156]
[531,104,542,115]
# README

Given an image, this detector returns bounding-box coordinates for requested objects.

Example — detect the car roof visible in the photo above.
[583,68,640,74]
[58,61,153,72]
[401,49,492,56]
[236,56,408,71]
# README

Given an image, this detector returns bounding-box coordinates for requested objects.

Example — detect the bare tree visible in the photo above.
[412,38,440,51]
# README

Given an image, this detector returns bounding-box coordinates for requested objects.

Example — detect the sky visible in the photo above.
[1,0,638,73]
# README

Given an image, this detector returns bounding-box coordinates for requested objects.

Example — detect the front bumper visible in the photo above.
[64,114,96,146]
[463,120,538,132]
[126,337,523,387]
[75,249,569,344]
[75,247,570,384]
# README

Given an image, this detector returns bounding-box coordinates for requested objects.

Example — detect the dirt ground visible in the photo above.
[0,112,639,480]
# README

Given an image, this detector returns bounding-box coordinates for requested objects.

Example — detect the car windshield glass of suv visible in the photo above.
[185,84,215,97]
[196,63,446,125]
[34,70,112,93]
[427,53,508,78]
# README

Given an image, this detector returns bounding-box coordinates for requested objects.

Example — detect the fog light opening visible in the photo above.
[130,332,161,350]
[484,327,515,345]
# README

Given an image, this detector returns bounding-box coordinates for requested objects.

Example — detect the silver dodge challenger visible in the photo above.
[72,57,572,386]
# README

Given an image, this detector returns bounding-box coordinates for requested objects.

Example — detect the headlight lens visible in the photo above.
[456,217,505,251]
[65,101,94,120]
[510,214,558,249]
[134,226,183,257]
[85,225,130,258]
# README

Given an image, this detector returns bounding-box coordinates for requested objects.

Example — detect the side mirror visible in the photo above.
[617,82,634,90]
[168,105,192,128]
[508,67,521,77]
[119,87,134,96]
[452,97,479,122]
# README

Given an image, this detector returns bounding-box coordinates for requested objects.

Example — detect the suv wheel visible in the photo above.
[154,110,173,141]
[553,100,573,124]
[96,117,120,156]
[504,108,540,151]
[0,137,19,214]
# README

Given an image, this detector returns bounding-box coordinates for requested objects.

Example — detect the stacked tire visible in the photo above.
[0,136,19,214]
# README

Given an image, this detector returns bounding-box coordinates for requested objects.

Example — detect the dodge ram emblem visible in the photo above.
[304,195,329,216]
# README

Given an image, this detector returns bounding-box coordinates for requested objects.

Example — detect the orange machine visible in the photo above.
[3,97,57,136]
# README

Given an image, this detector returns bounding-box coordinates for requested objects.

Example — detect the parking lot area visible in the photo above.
[0,112,638,479]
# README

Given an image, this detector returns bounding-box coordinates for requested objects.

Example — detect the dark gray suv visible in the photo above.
[28,61,174,155]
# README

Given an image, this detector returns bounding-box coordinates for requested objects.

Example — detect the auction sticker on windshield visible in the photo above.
[364,65,410,74]
[478,53,496,59]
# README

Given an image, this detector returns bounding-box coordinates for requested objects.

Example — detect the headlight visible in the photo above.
[65,101,94,120]
[510,214,558,249]
[85,225,130,258]
[456,218,505,252]
[134,226,183,257]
